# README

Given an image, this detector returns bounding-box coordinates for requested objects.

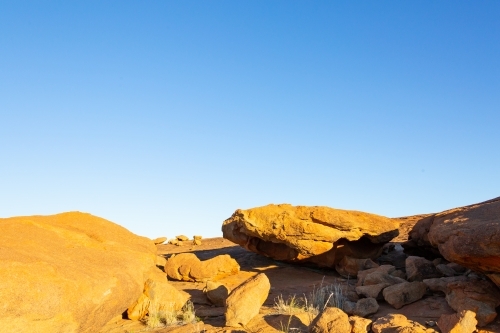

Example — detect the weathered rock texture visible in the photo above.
[437,310,477,333]
[0,212,158,333]
[204,281,230,307]
[222,204,399,267]
[403,197,500,287]
[349,316,372,333]
[308,307,351,333]
[225,273,270,327]
[127,269,189,320]
[382,281,426,309]
[335,256,379,277]
[424,276,500,326]
[372,314,438,333]
[164,253,240,282]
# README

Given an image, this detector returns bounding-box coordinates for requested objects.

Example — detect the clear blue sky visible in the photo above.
[1,1,499,238]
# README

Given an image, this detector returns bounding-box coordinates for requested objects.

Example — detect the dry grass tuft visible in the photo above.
[145,299,198,328]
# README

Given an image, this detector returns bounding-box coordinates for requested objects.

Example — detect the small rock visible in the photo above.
[423,276,468,293]
[436,264,456,277]
[383,281,426,309]
[390,269,407,280]
[309,307,351,333]
[155,255,167,267]
[176,235,189,241]
[165,253,240,282]
[127,273,189,320]
[372,314,438,333]
[432,258,446,266]
[437,310,477,333]
[343,300,356,315]
[168,239,179,245]
[353,297,378,317]
[335,256,379,278]
[356,265,396,287]
[363,271,406,287]
[204,281,230,307]
[376,247,408,269]
[406,256,442,281]
[152,236,168,245]
[193,239,202,245]
[355,283,387,300]
[193,235,202,240]
[225,273,270,327]
[349,316,372,333]
[447,263,467,274]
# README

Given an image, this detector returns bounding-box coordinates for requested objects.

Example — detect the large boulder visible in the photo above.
[164,253,240,282]
[403,197,500,287]
[225,273,270,327]
[222,204,399,267]
[0,212,159,333]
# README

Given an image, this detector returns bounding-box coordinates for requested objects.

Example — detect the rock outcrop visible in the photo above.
[225,273,270,327]
[0,212,159,333]
[222,204,399,267]
[403,197,500,287]
[164,253,240,282]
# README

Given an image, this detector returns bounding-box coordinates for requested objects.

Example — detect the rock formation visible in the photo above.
[403,197,500,288]
[225,273,270,327]
[127,268,189,320]
[164,253,240,282]
[222,204,399,267]
[152,236,167,244]
[0,212,161,333]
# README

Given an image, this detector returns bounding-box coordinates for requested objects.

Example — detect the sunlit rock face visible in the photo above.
[0,212,158,333]
[222,204,399,267]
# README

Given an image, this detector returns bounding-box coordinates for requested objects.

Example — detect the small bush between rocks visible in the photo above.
[274,294,304,315]
[305,277,345,316]
[272,278,346,328]
[145,300,198,328]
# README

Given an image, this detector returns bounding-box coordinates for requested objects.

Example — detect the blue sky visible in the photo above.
[1,1,499,238]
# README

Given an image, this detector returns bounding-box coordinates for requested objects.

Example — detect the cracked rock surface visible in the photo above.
[222,204,400,267]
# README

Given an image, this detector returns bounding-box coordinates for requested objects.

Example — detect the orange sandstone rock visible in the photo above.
[0,212,158,333]
[222,204,399,267]
[164,253,240,282]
